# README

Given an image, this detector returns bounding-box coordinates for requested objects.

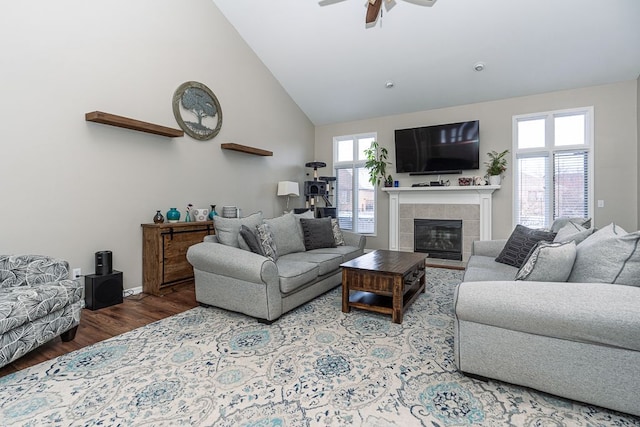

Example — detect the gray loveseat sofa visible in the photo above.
[453,221,640,416]
[187,211,365,323]
[0,255,84,369]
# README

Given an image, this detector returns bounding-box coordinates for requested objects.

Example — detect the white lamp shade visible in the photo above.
[277,181,300,197]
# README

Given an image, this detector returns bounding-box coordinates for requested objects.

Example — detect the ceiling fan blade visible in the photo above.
[402,0,437,7]
[385,0,397,12]
[318,0,346,6]
[365,0,382,24]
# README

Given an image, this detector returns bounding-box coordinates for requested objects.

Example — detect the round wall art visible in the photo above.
[172,81,222,140]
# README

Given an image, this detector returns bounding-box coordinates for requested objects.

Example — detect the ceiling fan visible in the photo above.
[319,0,437,25]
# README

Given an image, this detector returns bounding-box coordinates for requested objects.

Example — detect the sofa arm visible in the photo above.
[342,231,366,250]
[187,242,278,284]
[471,239,507,257]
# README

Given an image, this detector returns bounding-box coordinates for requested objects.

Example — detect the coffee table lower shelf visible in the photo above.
[347,283,424,319]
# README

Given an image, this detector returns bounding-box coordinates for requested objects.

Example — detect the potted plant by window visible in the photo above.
[364,141,393,187]
[485,149,509,185]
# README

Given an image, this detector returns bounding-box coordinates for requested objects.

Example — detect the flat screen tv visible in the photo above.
[394,120,480,175]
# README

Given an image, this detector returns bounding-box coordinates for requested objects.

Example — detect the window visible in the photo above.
[333,133,377,234]
[513,107,593,229]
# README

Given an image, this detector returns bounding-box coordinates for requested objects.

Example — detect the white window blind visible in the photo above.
[553,150,589,219]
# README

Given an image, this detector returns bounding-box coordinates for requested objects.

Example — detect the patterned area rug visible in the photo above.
[1,268,638,426]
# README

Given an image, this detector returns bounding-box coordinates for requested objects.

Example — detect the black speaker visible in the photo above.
[304,180,327,196]
[95,250,112,275]
[85,270,123,310]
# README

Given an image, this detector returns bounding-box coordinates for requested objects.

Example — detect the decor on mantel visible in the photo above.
[277,181,300,211]
[172,81,222,140]
[364,140,392,187]
[485,149,509,186]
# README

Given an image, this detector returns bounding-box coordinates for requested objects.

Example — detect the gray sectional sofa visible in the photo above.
[453,221,640,416]
[187,211,365,323]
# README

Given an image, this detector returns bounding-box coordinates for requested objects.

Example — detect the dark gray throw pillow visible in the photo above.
[300,218,336,250]
[239,225,264,256]
[495,224,557,268]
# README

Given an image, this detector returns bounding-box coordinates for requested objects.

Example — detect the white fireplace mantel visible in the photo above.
[381,186,500,251]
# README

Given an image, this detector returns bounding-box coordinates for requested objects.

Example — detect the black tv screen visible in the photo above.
[394,120,480,174]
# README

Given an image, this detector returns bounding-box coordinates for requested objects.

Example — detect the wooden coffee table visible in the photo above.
[341,250,427,324]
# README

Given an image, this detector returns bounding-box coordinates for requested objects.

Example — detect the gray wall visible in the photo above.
[315,80,639,249]
[0,0,314,290]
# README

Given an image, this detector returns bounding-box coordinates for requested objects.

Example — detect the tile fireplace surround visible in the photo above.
[382,186,500,261]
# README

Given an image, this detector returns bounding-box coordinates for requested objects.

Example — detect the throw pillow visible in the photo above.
[550,217,592,232]
[213,212,263,248]
[293,209,315,242]
[264,212,306,256]
[300,218,336,250]
[568,223,640,287]
[331,218,345,246]
[495,224,557,268]
[255,223,278,262]
[553,222,594,245]
[239,225,264,256]
[515,240,577,282]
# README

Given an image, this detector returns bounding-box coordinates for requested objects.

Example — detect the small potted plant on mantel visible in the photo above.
[364,141,393,187]
[485,149,509,186]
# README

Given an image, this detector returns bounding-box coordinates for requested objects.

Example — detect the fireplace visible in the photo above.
[414,219,463,261]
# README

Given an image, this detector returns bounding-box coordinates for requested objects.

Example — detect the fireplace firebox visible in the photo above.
[414,219,463,260]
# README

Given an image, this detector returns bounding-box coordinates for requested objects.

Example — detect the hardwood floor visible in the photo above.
[0,283,198,378]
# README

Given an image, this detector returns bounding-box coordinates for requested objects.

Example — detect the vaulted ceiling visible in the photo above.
[212,0,640,126]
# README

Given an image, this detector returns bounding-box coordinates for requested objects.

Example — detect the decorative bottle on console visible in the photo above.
[153,210,164,224]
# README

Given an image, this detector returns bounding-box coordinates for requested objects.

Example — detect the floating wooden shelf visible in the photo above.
[221,143,273,156]
[85,111,184,138]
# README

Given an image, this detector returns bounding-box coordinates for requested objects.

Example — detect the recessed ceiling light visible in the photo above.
[473,62,485,72]
[385,81,394,88]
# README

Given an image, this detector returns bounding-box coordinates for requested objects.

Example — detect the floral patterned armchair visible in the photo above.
[0,255,84,368]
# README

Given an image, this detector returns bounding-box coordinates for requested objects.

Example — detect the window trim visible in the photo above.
[512,106,594,229]
[333,132,378,236]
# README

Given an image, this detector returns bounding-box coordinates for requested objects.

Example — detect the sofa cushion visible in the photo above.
[553,222,594,245]
[516,240,576,282]
[455,280,640,352]
[239,225,264,256]
[550,217,592,232]
[463,255,518,282]
[278,252,343,276]
[568,223,640,287]
[275,259,319,293]
[308,246,363,263]
[213,212,263,248]
[495,225,557,268]
[256,223,278,262]
[300,218,336,250]
[331,218,345,246]
[265,213,306,256]
[0,280,83,335]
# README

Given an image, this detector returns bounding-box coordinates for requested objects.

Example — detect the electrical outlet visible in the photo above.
[597,200,604,208]
[72,268,82,279]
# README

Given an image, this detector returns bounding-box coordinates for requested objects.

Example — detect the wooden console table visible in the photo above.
[341,250,426,324]
[141,221,214,295]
